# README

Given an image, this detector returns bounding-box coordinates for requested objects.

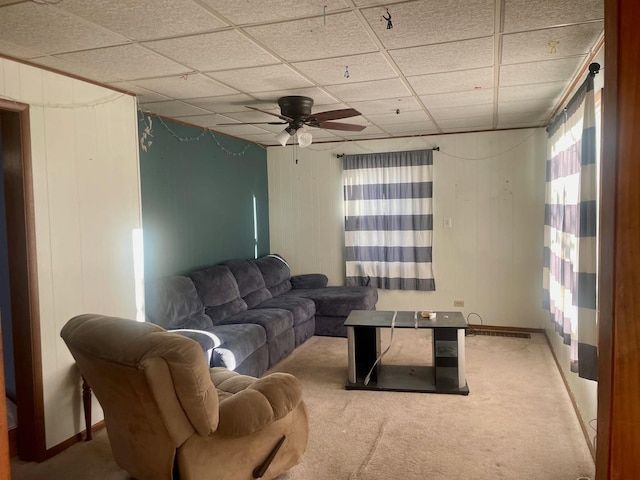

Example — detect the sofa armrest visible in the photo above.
[212,369,303,437]
[170,329,221,366]
[291,273,328,289]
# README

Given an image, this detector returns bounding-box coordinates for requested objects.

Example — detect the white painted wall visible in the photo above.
[0,58,141,448]
[268,128,548,329]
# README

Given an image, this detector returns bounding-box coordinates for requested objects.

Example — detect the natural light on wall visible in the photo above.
[132,228,145,322]
[253,194,258,259]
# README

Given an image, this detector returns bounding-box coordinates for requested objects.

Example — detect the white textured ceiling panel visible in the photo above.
[499,81,565,102]
[361,0,494,49]
[293,52,396,86]
[349,97,422,115]
[503,0,604,33]
[326,78,411,103]
[171,114,229,128]
[0,0,604,146]
[429,104,495,121]
[54,44,191,82]
[0,3,127,55]
[420,89,494,109]
[206,64,313,93]
[502,22,604,64]
[408,68,494,96]
[139,100,211,117]
[499,56,585,86]
[144,31,279,72]
[182,94,260,113]
[390,37,494,76]
[244,12,378,62]
[132,74,238,100]
[54,0,227,41]
[200,0,350,25]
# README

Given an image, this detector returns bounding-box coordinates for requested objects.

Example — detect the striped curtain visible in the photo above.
[543,73,598,381]
[343,149,435,291]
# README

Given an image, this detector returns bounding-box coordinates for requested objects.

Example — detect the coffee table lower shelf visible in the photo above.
[345,364,469,395]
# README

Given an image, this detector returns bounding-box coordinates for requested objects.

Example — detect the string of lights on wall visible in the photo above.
[138,110,261,157]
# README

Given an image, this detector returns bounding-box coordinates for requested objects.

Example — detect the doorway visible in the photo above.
[0,102,45,462]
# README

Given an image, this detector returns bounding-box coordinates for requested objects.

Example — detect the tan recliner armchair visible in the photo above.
[61,314,309,480]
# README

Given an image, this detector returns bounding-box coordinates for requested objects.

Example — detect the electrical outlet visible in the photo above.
[453,300,464,307]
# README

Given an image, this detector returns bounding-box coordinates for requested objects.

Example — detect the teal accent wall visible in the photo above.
[139,114,270,280]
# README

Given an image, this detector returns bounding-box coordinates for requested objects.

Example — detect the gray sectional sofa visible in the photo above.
[145,254,377,377]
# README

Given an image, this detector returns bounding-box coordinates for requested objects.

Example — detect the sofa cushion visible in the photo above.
[286,286,378,317]
[188,266,248,325]
[254,254,292,297]
[145,276,213,330]
[218,308,294,340]
[225,259,273,308]
[207,324,267,370]
[256,296,315,327]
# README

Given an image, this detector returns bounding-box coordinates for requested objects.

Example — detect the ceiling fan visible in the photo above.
[217,96,366,147]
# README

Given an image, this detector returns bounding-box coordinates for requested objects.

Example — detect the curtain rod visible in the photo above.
[336,147,439,158]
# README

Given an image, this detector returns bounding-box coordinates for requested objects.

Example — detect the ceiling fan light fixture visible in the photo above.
[297,126,313,148]
[276,128,291,146]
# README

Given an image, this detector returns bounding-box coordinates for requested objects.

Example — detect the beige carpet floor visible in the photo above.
[10,331,595,480]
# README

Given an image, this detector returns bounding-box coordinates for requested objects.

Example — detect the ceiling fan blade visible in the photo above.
[246,105,294,122]
[311,108,362,122]
[313,121,367,132]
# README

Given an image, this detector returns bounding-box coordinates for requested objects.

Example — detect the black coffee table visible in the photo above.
[345,310,469,395]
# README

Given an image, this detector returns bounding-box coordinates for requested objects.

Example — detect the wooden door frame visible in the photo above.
[0,100,45,462]
[597,0,640,478]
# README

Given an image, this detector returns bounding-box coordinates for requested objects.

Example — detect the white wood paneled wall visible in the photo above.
[0,58,141,448]
[267,128,548,329]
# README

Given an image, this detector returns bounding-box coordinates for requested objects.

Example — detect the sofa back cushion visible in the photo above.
[188,265,247,325]
[254,254,292,297]
[225,259,273,308]
[145,276,213,330]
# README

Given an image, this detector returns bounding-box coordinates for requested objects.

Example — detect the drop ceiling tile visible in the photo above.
[503,0,604,33]
[144,31,279,72]
[54,0,227,41]
[441,124,494,133]
[28,55,112,84]
[408,67,494,96]
[220,109,288,124]
[140,100,211,117]
[498,98,557,114]
[367,109,431,125]
[210,124,272,135]
[429,104,494,120]
[381,121,437,135]
[183,94,261,113]
[500,56,584,87]
[0,2,127,55]
[200,0,350,25]
[349,97,422,115]
[497,120,546,129]
[336,125,387,137]
[437,115,494,129]
[206,64,313,94]
[132,74,238,100]
[502,22,604,65]
[420,89,493,109]
[498,111,553,124]
[361,0,494,49]
[54,44,191,82]
[326,78,411,103]
[174,114,229,128]
[499,81,565,102]
[251,88,340,106]
[244,12,378,62]
[107,81,172,103]
[390,37,494,76]
[0,39,43,59]
[293,52,396,86]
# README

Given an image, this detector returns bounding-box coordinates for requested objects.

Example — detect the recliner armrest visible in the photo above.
[291,273,328,289]
[211,368,303,437]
